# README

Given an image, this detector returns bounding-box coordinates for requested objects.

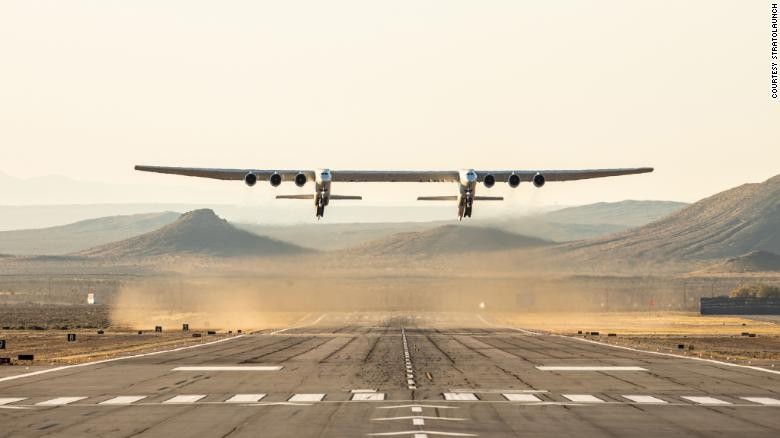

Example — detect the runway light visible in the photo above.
[479,302,486,309]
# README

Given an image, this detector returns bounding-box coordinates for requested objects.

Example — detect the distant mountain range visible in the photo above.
[345,225,551,256]
[0,212,180,255]
[562,174,780,267]
[76,209,306,258]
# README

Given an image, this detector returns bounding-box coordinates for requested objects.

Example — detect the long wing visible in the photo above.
[332,170,459,182]
[134,165,314,180]
[481,167,653,182]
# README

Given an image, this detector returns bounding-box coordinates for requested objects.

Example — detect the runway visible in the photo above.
[1,312,779,437]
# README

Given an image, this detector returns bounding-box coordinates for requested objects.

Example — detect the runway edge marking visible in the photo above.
[0,313,329,384]
[478,313,780,376]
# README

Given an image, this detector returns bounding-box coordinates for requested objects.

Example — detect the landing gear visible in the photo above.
[463,198,473,218]
[315,196,326,219]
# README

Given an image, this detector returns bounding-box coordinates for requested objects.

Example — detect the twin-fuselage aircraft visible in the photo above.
[134,165,653,219]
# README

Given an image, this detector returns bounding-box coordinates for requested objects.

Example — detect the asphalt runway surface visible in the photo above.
[1,312,780,437]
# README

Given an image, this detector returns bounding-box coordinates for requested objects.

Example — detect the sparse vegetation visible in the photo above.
[729,283,780,298]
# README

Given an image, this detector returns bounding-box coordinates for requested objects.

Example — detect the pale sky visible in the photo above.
[0,1,778,210]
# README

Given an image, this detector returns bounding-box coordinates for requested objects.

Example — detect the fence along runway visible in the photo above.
[0,312,779,437]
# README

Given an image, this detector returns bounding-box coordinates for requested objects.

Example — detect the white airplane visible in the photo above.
[135,165,653,220]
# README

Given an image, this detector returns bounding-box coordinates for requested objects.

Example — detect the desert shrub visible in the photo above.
[729,283,780,298]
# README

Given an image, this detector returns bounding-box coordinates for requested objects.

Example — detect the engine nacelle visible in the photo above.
[269,172,282,187]
[294,172,307,187]
[244,172,257,187]
[508,173,521,188]
[533,173,545,188]
[483,174,495,188]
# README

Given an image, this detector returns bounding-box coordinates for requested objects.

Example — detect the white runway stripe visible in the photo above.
[162,395,206,404]
[537,366,647,371]
[225,394,267,403]
[36,397,87,406]
[443,393,478,401]
[99,396,147,405]
[681,396,731,405]
[562,394,604,403]
[741,397,780,405]
[0,398,26,405]
[352,393,385,401]
[172,366,282,371]
[289,393,325,402]
[623,395,667,404]
[503,394,541,402]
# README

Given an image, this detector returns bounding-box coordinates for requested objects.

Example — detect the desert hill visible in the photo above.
[564,175,780,263]
[242,200,685,250]
[347,224,551,256]
[0,212,180,255]
[703,251,780,273]
[77,209,306,258]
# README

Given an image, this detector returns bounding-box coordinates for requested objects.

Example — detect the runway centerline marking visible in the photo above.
[368,431,477,437]
[171,366,282,372]
[537,366,647,371]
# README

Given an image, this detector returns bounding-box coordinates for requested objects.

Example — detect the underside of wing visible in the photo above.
[333,170,459,183]
[483,167,653,182]
[134,165,311,180]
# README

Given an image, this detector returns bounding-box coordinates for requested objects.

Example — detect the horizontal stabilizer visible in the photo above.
[417,196,458,201]
[276,194,315,200]
[474,196,504,201]
[330,195,363,200]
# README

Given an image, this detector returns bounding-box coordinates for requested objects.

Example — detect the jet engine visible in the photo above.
[508,173,521,188]
[269,172,282,187]
[244,172,257,187]
[483,174,496,188]
[294,172,308,187]
[533,173,546,187]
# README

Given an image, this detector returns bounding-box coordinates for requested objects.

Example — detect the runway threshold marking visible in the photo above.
[740,397,780,405]
[681,396,731,405]
[289,393,325,402]
[353,393,386,401]
[36,397,87,406]
[537,366,647,371]
[99,396,148,405]
[443,393,479,401]
[162,395,206,404]
[172,366,282,371]
[226,394,267,403]
[502,394,541,402]
[622,395,667,404]
[368,431,476,437]
[562,394,604,403]
[0,397,26,405]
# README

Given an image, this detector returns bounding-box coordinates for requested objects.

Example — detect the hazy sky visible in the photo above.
[1,1,778,208]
